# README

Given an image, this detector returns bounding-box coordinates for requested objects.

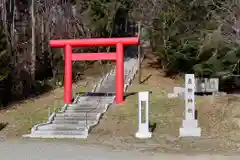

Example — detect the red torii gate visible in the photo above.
[50,37,139,104]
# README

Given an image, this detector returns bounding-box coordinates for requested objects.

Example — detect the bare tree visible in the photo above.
[31,0,36,80]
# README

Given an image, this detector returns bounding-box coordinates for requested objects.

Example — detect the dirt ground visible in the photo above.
[88,56,240,154]
[1,55,240,154]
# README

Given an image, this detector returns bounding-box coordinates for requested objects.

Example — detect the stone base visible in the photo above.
[182,119,198,128]
[22,133,88,139]
[179,127,201,137]
[135,131,152,139]
[167,93,178,99]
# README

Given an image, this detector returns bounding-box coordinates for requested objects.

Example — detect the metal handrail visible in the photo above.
[83,57,142,131]
[84,98,102,129]
[83,70,112,129]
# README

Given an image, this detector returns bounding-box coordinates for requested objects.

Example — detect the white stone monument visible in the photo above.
[135,92,152,139]
[167,86,185,99]
[195,79,206,92]
[174,86,185,98]
[195,78,219,93]
[205,78,219,92]
[179,74,201,137]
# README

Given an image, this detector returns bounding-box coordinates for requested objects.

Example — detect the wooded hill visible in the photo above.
[0,0,239,106]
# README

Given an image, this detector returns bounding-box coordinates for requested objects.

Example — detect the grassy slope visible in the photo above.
[89,56,240,153]
[1,53,240,153]
[0,62,110,138]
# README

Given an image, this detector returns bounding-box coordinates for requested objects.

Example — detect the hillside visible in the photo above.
[0,0,240,155]
[89,54,240,153]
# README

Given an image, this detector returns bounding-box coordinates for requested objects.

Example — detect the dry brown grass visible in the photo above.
[89,58,240,153]
[0,62,108,139]
[1,54,240,154]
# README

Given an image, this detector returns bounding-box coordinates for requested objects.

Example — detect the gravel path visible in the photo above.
[0,140,240,160]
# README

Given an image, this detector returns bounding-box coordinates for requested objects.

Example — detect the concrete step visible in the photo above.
[23,133,88,139]
[52,119,96,125]
[55,113,99,121]
[67,104,95,108]
[74,98,99,105]
[66,104,104,111]
[76,98,114,104]
[37,124,86,131]
[65,108,102,113]
[33,130,87,136]
[54,116,96,121]
[56,112,99,117]
[77,96,114,100]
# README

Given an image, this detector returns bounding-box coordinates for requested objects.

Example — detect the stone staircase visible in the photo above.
[23,48,139,139]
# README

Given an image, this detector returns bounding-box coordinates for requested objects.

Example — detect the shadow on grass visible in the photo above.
[149,122,157,133]
[140,74,152,84]
[29,82,54,97]
[76,91,140,99]
[195,109,198,120]
[124,91,153,99]
[147,59,162,69]
[74,91,153,102]
[195,92,214,96]
[0,122,8,131]
[124,92,138,99]
[0,82,54,109]
[76,92,116,97]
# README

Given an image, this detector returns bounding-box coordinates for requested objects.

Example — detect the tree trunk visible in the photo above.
[2,0,12,57]
[41,15,44,53]
[11,0,16,66]
[31,0,36,81]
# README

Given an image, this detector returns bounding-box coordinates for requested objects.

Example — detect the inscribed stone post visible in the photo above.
[179,74,201,137]
[135,92,152,139]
